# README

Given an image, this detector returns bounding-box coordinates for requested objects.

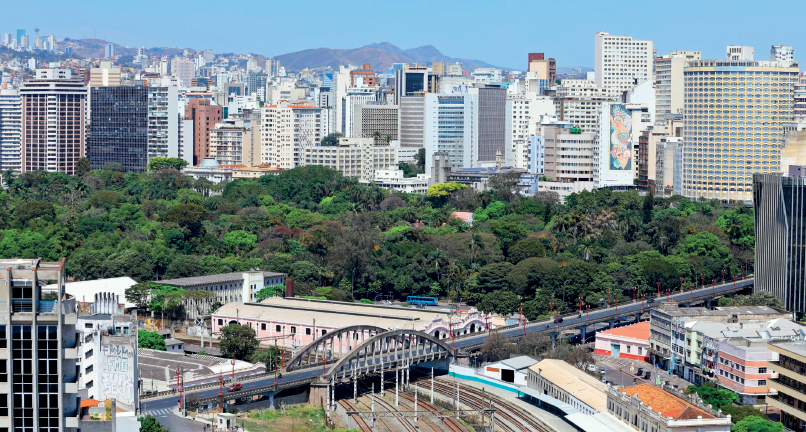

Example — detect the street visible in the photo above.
[595,354,694,390]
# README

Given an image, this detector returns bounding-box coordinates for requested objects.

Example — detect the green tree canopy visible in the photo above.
[138,331,167,350]
[148,157,189,171]
[220,323,260,361]
[732,416,782,432]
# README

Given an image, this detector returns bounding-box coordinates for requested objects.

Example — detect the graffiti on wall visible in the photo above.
[101,342,135,406]
[608,104,633,171]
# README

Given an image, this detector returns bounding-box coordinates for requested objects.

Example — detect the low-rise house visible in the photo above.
[482,355,537,385]
[595,321,650,361]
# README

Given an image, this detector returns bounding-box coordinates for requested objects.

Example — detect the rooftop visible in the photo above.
[600,321,649,340]
[46,276,137,308]
[654,302,787,318]
[165,338,184,346]
[618,384,714,420]
[770,341,806,358]
[530,359,607,412]
[159,271,285,288]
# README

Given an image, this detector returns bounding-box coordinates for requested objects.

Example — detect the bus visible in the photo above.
[406,296,438,306]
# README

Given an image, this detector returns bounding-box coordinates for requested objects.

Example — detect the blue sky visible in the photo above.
[2,0,803,70]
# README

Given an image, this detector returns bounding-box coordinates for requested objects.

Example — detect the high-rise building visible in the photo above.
[88,61,121,87]
[753,172,806,313]
[19,35,28,49]
[682,59,799,201]
[526,53,556,94]
[247,69,263,96]
[354,104,398,144]
[771,45,795,62]
[767,341,806,431]
[266,58,280,78]
[147,86,188,164]
[301,137,396,182]
[398,96,426,148]
[260,101,321,168]
[553,79,608,133]
[185,99,222,165]
[2,33,11,46]
[654,51,701,122]
[0,258,81,432]
[209,119,260,166]
[20,69,87,174]
[341,86,375,137]
[727,46,754,61]
[655,136,683,197]
[594,32,653,99]
[175,59,195,88]
[203,49,215,65]
[0,87,22,174]
[15,29,25,46]
[423,92,477,173]
[88,86,149,172]
[474,85,507,163]
[104,43,115,59]
[794,73,806,125]
[394,65,428,104]
[506,92,556,163]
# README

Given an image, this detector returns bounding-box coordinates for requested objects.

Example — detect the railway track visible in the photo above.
[398,391,469,432]
[371,394,418,432]
[338,399,373,432]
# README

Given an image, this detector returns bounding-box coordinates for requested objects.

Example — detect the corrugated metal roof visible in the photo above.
[529,359,608,412]
[160,271,285,287]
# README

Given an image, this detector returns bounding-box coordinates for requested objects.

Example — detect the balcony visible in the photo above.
[65,412,80,428]
[65,382,78,394]
[64,347,79,359]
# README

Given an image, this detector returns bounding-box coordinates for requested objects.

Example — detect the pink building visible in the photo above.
[211,297,488,349]
[594,321,650,362]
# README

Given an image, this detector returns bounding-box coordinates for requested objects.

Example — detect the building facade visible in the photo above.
[20,69,87,175]
[88,86,149,172]
[89,62,121,87]
[0,88,21,174]
[0,259,81,431]
[654,51,701,123]
[260,101,321,169]
[209,119,259,167]
[594,32,653,99]
[398,96,425,148]
[608,384,730,432]
[354,104,398,144]
[683,59,799,201]
[475,85,507,163]
[185,98,222,166]
[768,342,806,432]
[301,137,396,182]
[423,92,477,173]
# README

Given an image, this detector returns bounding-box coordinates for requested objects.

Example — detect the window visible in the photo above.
[0,326,5,349]
[627,346,631,353]
[85,323,93,329]
[322,330,327,336]
[87,380,93,389]
[290,327,296,334]
[86,349,93,359]
[261,323,266,331]
[276,325,281,332]
[759,367,767,373]
[85,364,93,375]
[306,328,312,335]
[638,347,643,355]
[0,394,7,416]
[0,361,6,383]
[217,319,223,326]
[758,380,767,386]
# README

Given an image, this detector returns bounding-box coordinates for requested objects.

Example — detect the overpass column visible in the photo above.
[579,326,587,344]
[550,332,557,349]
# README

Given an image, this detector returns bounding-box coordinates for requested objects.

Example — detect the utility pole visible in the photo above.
[353,365,357,402]
[414,386,418,424]
[380,357,385,396]
[395,364,399,406]
[431,367,434,404]
[371,383,375,428]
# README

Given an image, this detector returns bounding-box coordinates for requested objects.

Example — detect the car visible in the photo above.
[227,383,242,392]
[555,317,564,323]
[600,368,606,375]
[602,379,613,385]
[636,368,644,376]
[647,298,655,304]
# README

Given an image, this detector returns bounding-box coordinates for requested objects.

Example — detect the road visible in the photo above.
[143,276,753,428]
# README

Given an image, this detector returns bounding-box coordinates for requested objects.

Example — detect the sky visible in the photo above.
[2,0,804,70]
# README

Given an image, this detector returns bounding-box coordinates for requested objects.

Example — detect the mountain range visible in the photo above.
[274,42,509,71]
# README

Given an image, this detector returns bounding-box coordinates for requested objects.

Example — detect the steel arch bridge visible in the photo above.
[323,329,453,381]
[285,325,387,372]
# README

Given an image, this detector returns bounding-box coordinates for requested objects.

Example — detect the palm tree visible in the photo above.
[385,135,393,144]
[617,208,640,241]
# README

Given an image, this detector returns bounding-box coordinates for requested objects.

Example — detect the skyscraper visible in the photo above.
[185,99,222,165]
[682,58,799,201]
[15,29,25,46]
[474,85,507,163]
[0,258,81,432]
[654,51,701,122]
[394,65,428,104]
[88,86,149,172]
[0,87,22,174]
[594,32,653,99]
[104,43,115,58]
[261,101,321,168]
[175,60,195,88]
[20,69,87,174]
[424,92,477,173]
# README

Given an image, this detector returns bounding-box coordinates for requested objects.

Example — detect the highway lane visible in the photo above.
[144,276,753,426]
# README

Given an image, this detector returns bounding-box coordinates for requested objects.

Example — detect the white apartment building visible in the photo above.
[594,32,653,99]
[771,45,795,62]
[682,58,799,202]
[472,68,502,83]
[146,86,191,165]
[554,79,608,134]
[89,61,121,87]
[174,59,195,88]
[655,137,682,197]
[655,51,701,123]
[342,86,375,137]
[0,88,21,174]
[301,137,396,182]
[541,123,596,198]
[209,119,260,167]
[261,101,322,169]
[362,168,429,194]
[506,92,556,163]
[727,46,754,61]
[399,95,426,148]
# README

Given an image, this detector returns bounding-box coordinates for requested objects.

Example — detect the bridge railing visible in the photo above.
[140,370,277,400]
[452,275,754,342]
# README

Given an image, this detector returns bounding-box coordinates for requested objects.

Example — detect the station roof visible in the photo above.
[530,359,607,412]
[214,297,454,330]
[159,271,285,288]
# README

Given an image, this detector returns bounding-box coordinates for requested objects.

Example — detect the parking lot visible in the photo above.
[594,354,695,390]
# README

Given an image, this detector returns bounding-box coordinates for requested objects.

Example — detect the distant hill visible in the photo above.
[274,43,507,72]
[62,38,192,60]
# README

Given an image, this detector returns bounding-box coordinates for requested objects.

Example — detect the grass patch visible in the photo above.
[243,405,357,432]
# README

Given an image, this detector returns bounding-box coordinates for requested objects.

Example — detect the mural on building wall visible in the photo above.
[101,341,136,406]
[609,104,633,170]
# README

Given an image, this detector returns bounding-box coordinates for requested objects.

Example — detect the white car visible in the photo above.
[586,364,596,372]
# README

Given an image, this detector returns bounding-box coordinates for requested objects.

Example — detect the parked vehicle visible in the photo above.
[406,296,438,306]
[227,383,242,392]
[647,298,655,304]
[586,364,597,372]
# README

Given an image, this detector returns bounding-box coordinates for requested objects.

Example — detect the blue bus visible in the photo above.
[407,296,438,306]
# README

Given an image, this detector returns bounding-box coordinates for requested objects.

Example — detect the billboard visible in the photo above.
[608,104,633,171]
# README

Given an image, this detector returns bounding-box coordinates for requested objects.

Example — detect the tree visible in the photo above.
[718,292,784,309]
[732,416,782,432]
[148,157,188,172]
[164,203,208,234]
[125,283,153,309]
[138,331,167,350]
[488,171,522,203]
[427,182,468,198]
[15,201,55,224]
[249,346,282,369]
[686,384,738,409]
[721,405,768,423]
[507,238,546,264]
[255,285,283,302]
[138,415,170,432]
[223,230,258,255]
[480,332,511,362]
[416,148,425,171]
[75,157,91,177]
[103,162,125,172]
[220,323,260,361]
[321,132,343,146]
[477,290,520,315]
[476,262,514,294]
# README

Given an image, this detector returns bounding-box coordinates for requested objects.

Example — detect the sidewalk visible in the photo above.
[594,354,694,390]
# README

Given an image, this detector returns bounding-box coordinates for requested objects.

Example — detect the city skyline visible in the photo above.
[2,0,805,70]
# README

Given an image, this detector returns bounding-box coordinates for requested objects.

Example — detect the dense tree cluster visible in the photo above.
[0,162,755,318]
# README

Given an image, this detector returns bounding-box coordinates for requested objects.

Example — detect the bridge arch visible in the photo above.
[324,329,453,380]
[285,325,387,372]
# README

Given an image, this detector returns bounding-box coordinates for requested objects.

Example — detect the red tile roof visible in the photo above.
[619,384,714,419]
[80,398,102,408]
[601,321,650,340]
